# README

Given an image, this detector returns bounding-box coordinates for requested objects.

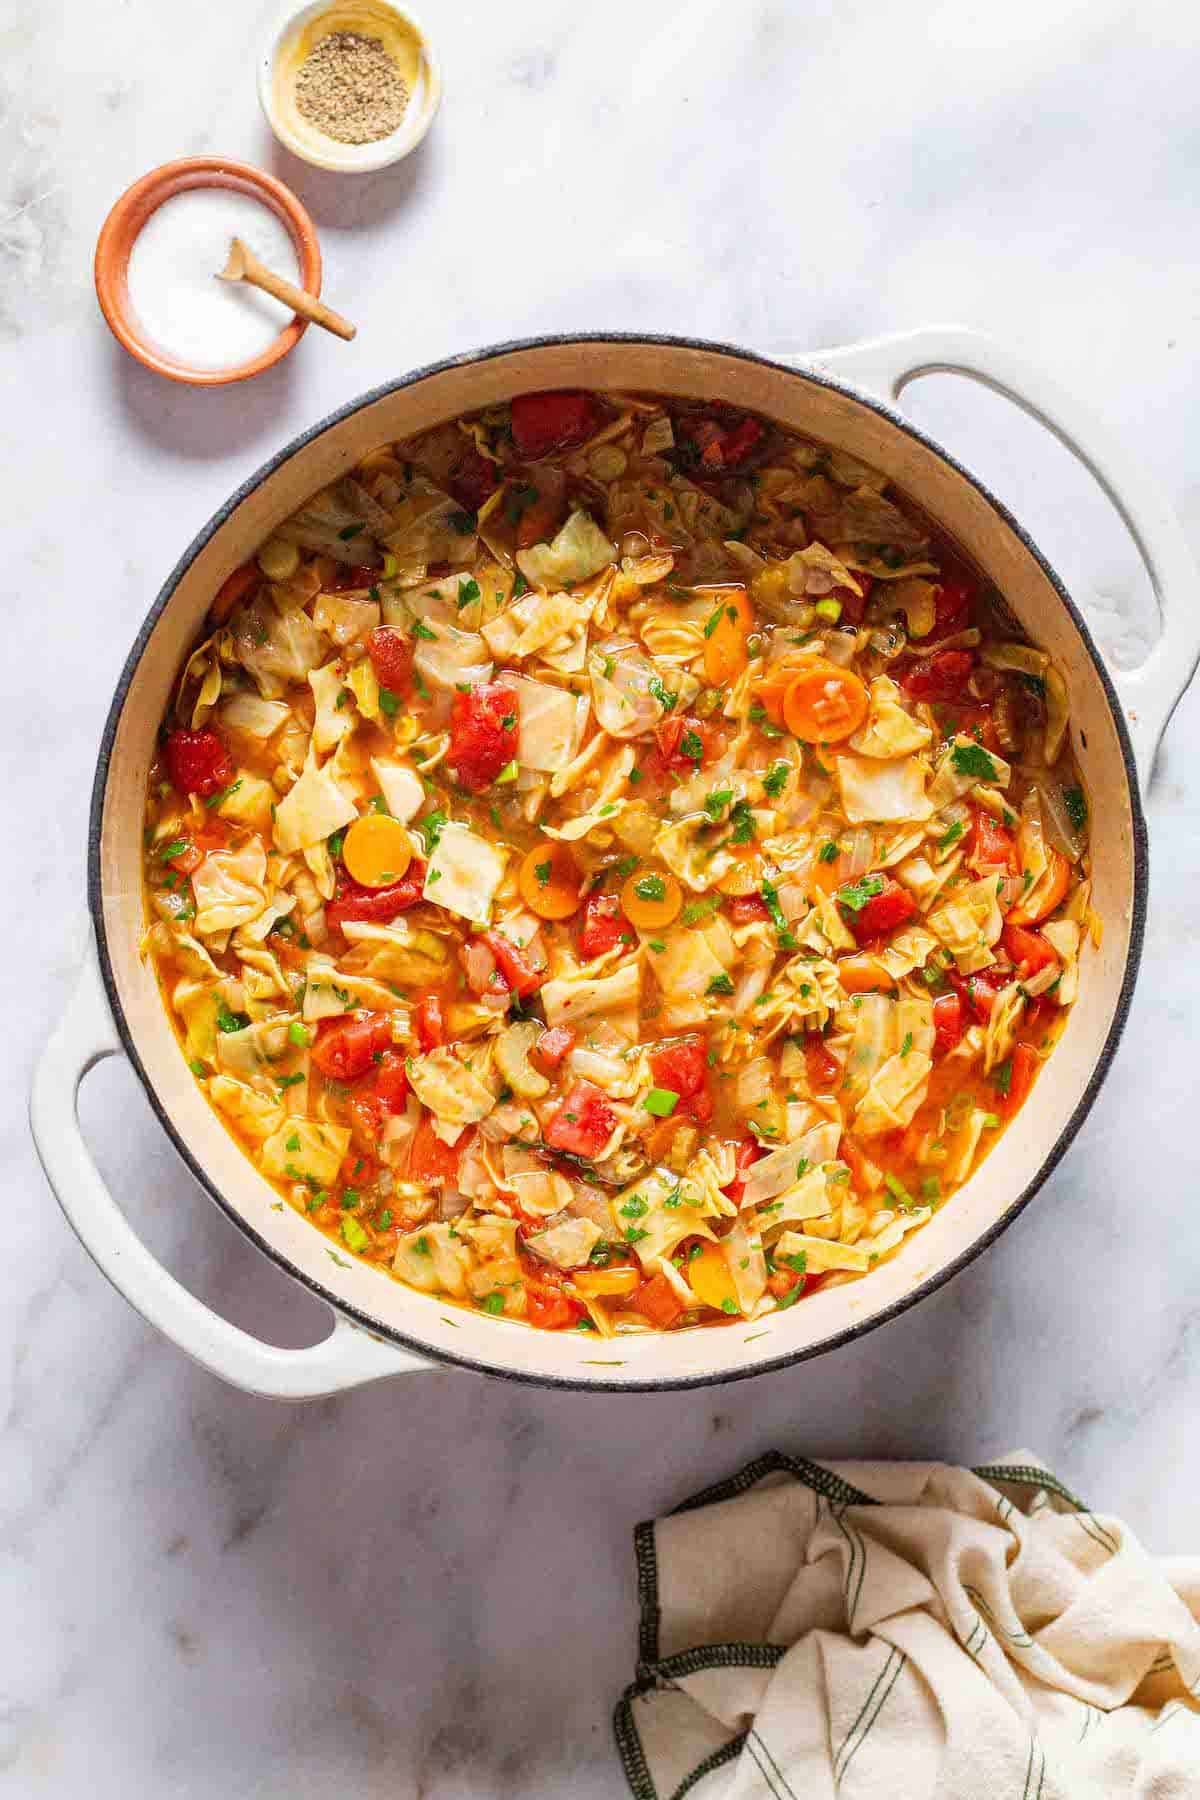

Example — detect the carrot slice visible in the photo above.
[573,1267,641,1299]
[518,841,583,920]
[621,868,683,931]
[687,1242,738,1312]
[755,651,810,724]
[1009,847,1071,924]
[782,662,869,743]
[702,588,754,686]
[342,815,413,889]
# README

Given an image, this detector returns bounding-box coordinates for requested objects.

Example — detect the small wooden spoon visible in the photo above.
[217,236,356,342]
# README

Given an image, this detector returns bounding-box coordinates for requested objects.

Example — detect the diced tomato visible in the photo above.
[680,412,764,472]
[842,877,918,942]
[311,1012,393,1081]
[408,1116,464,1186]
[1022,996,1050,1037]
[721,1137,764,1206]
[510,391,602,461]
[933,576,973,635]
[326,563,379,593]
[367,626,414,699]
[525,1281,584,1331]
[730,895,770,925]
[767,1266,805,1302]
[651,714,714,775]
[900,650,975,702]
[447,682,518,791]
[372,1049,410,1111]
[834,570,874,626]
[544,1081,618,1160]
[943,704,1001,754]
[804,1035,841,1093]
[970,810,1019,874]
[1004,1043,1040,1116]
[579,893,625,959]
[950,970,1000,1021]
[483,929,544,1000]
[535,1026,575,1070]
[348,1091,384,1148]
[166,823,228,875]
[649,1035,712,1122]
[1002,923,1059,978]
[447,446,498,514]
[326,865,426,932]
[164,728,235,799]
[932,992,963,1057]
[415,995,445,1053]
[709,416,764,469]
[634,1273,685,1328]
[167,842,204,875]
[505,468,568,551]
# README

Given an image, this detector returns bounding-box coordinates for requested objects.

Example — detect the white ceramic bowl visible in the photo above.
[31,327,1200,1400]
[258,0,441,174]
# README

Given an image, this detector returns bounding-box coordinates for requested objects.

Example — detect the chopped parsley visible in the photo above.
[379,687,400,717]
[703,787,733,821]
[204,778,242,810]
[1063,785,1088,831]
[706,973,735,996]
[681,895,722,926]
[336,522,363,541]
[760,878,797,949]
[418,808,447,853]
[456,576,481,611]
[679,729,704,765]
[950,741,1000,782]
[703,603,725,639]
[341,1217,369,1253]
[215,999,248,1034]
[938,819,966,851]
[836,874,885,914]
[762,761,789,799]
[817,840,840,864]
[533,858,552,887]
[619,1195,649,1219]
[634,873,666,903]
[884,1172,916,1210]
[648,675,677,713]
[411,619,438,641]
[728,799,756,845]
[991,1058,1013,1098]
[899,1032,913,1059]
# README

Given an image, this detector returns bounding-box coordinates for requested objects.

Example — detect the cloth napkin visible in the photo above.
[614,1452,1200,1798]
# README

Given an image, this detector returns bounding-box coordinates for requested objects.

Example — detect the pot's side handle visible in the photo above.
[30,945,433,1400]
[793,324,1200,793]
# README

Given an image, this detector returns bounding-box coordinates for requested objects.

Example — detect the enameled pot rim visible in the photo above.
[87,331,1149,1391]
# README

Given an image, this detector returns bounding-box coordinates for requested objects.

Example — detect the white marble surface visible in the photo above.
[7,0,1200,1792]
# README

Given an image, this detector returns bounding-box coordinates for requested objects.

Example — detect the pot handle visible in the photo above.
[30,944,434,1399]
[793,324,1200,792]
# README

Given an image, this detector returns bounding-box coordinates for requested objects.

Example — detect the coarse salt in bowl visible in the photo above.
[95,158,322,387]
[259,0,442,174]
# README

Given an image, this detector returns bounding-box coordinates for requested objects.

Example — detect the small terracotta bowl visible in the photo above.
[95,156,322,387]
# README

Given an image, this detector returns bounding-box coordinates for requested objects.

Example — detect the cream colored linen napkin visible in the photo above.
[614,1452,1200,1798]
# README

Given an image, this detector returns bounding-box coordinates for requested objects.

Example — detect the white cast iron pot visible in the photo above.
[30,328,1200,1399]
